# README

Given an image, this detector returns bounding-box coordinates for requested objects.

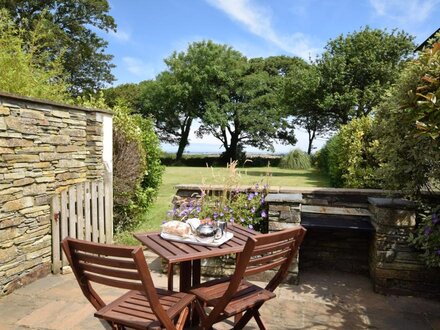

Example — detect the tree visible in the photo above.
[103,83,143,111]
[318,26,415,125]
[283,63,331,154]
[198,56,293,161]
[0,9,69,102]
[140,41,245,160]
[1,0,116,96]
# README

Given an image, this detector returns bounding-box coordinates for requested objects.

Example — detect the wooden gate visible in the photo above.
[51,178,113,273]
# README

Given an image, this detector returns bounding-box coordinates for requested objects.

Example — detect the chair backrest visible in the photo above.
[244,226,306,292]
[61,237,175,329]
[208,226,306,322]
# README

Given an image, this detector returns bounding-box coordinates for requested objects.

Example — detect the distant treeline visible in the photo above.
[160,153,282,167]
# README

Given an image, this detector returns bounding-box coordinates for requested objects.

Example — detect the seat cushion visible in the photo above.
[190,277,276,317]
[95,289,194,329]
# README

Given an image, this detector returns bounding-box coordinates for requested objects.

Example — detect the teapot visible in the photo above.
[195,221,221,243]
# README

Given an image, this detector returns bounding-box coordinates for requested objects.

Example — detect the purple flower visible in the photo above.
[196,206,201,212]
[261,210,267,218]
[260,197,265,205]
[223,206,228,211]
[167,211,173,216]
[240,217,245,222]
[248,224,254,229]
[436,250,440,255]
[255,191,259,196]
[220,212,224,217]
[230,218,235,223]
[162,221,167,224]
[251,207,256,214]
[255,183,259,190]
[247,193,254,201]
[213,212,218,219]
[432,213,439,225]
[424,226,432,236]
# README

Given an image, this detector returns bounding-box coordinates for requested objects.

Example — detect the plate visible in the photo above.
[160,231,234,247]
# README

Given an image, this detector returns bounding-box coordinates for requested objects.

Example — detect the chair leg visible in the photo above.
[167,263,174,291]
[253,311,266,330]
[233,305,263,330]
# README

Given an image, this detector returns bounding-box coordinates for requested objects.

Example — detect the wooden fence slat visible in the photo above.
[104,173,113,243]
[84,181,91,241]
[51,179,113,273]
[91,181,98,243]
[51,194,61,274]
[98,180,105,243]
[60,190,68,267]
[76,183,84,240]
[68,185,77,238]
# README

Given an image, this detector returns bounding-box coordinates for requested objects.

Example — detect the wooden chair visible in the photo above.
[190,226,306,330]
[62,237,195,330]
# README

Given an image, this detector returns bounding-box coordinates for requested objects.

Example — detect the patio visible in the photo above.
[0,250,439,330]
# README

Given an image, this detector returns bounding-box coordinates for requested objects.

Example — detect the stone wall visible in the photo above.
[0,92,111,295]
[174,184,440,298]
[369,198,440,299]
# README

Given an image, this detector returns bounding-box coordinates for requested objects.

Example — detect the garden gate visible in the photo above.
[51,178,113,273]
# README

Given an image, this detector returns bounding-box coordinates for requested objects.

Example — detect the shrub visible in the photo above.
[279,149,311,169]
[79,94,164,232]
[317,116,380,188]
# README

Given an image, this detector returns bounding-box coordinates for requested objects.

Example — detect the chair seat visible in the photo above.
[95,288,195,329]
[190,277,275,317]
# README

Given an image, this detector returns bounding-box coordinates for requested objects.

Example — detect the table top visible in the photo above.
[134,223,258,264]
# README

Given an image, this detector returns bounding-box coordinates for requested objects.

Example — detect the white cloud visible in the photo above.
[206,0,318,59]
[108,29,131,42]
[369,0,439,24]
[122,57,156,79]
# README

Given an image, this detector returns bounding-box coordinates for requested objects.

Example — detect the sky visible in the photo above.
[101,0,440,154]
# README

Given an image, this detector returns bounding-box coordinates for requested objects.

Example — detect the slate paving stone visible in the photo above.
[0,265,439,330]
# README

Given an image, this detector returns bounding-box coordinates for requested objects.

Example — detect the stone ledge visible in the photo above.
[368,197,417,210]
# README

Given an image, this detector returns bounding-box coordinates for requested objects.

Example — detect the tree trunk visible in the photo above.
[307,129,316,155]
[175,117,193,161]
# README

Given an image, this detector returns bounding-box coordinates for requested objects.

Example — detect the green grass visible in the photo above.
[115,166,329,245]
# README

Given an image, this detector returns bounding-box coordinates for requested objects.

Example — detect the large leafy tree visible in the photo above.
[283,62,331,154]
[198,56,294,161]
[1,0,116,96]
[319,26,415,125]
[140,41,245,160]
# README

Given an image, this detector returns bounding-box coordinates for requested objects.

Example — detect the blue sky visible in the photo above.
[102,0,440,154]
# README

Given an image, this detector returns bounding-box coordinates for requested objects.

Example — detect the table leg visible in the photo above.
[192,259,201,287]
[179,261,192,293]
[167,263,174,291]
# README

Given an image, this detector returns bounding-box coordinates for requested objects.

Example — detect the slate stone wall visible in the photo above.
[0,92,111,295]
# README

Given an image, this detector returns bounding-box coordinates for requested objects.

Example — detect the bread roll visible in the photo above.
[161,220,191,237]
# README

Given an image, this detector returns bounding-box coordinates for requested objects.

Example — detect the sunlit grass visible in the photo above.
[115,165,329,245]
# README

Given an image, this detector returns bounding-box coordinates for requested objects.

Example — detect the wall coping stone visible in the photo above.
[368,197,417,210]
[0,90,112,115]
[265,193,304,203]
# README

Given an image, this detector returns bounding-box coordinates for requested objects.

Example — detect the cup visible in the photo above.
[216,220,227,238]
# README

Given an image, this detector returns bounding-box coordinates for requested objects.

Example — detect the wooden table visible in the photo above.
[134,223,258,293]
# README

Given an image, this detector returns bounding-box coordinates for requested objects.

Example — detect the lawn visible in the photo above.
[115,166,329,245]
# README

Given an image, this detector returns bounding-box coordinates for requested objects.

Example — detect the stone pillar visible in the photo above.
[266,193,304,284]
[368,197,440,298]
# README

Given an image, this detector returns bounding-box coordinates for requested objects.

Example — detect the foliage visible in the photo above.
[198,55,298,162]
[0,9,69,102]
[374,35,440,195]
[279,149,311,169]
[283,62,331,154]
[318,26,415,125]
[78,94,164,232]
[103,83,144,112]
[318,116,379,188]
[316,135,344,187]
[171,162,268,232]
[409,205,440,268]
[374,33,440,267]
[1,0,116,96]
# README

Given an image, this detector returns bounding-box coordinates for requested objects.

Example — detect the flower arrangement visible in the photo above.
[168,161,269,232]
